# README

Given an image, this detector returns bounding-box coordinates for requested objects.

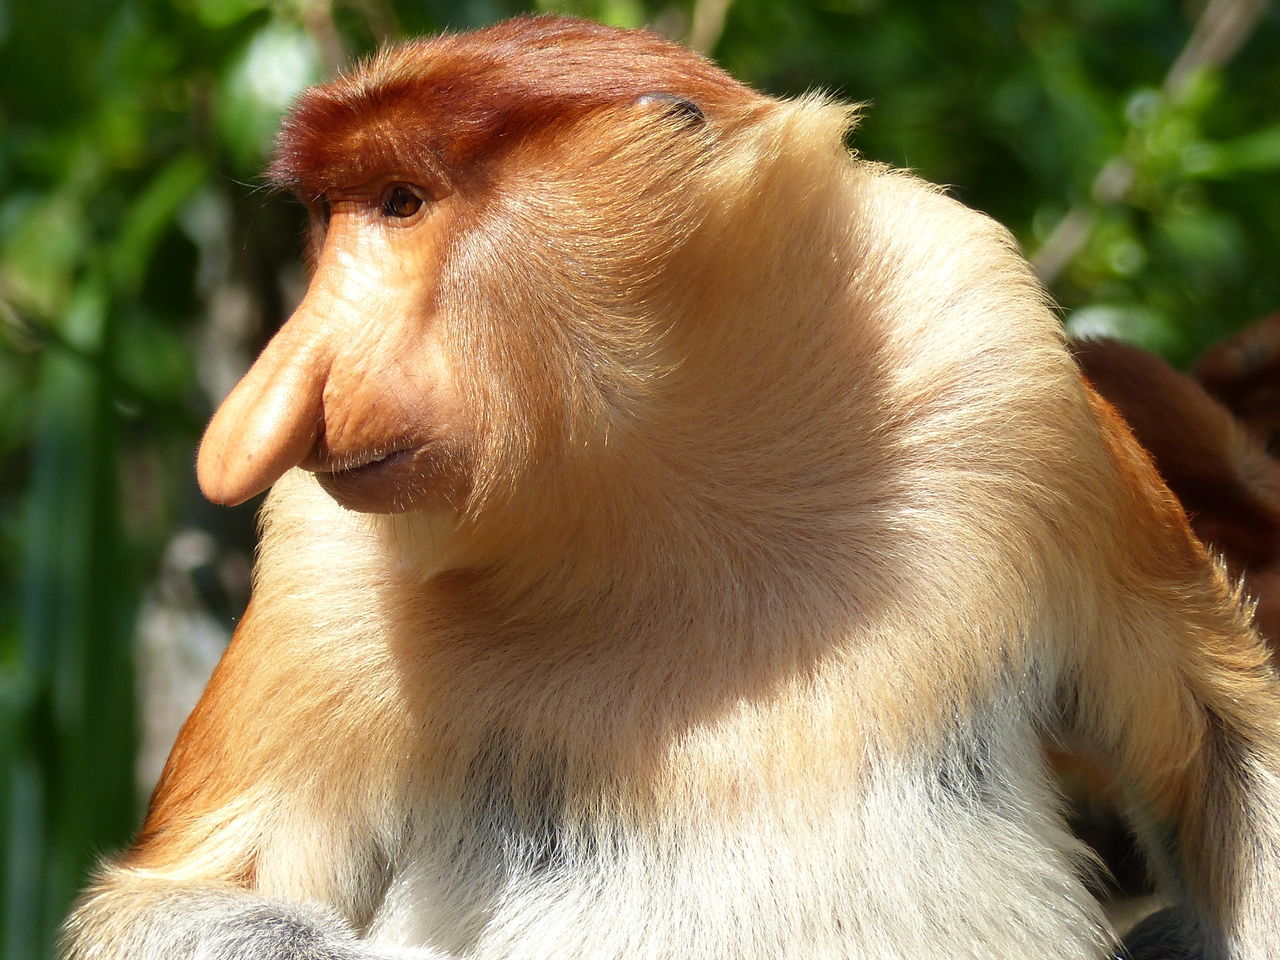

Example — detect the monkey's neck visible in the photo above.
[253,460,1054,807]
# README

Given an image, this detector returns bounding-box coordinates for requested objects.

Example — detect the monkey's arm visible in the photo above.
[62,877,448,960]
[1075,392,1280,960]
[1112,692,1280,960]
[58,600,446,960]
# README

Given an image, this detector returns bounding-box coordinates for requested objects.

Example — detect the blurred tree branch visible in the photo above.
[1032,0,1269,286]
[688,0,734,53]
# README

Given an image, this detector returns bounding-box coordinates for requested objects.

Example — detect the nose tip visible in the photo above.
[197,336,328,506]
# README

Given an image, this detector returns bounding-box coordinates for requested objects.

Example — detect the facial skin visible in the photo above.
[197,179,467,514]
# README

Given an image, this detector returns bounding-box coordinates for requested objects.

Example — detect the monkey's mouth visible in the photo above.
[301,441,418,477]
[306,442,457,514]
[334,447,417,475]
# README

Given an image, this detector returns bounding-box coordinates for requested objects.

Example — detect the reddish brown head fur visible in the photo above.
[269,16,756,201]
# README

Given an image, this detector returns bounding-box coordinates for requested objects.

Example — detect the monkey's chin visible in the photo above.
[312,446,458,514]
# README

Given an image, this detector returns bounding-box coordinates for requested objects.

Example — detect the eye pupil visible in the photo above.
[383,186,423,218]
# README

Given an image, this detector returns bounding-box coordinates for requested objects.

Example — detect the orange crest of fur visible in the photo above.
[269,16,756,200]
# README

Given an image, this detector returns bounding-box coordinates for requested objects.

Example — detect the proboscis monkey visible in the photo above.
[61,16,1280,960]
[1196,312,1280,456]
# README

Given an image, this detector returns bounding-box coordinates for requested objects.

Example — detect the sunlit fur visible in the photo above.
[62,16,1280,960]
[1077,336,1280,645]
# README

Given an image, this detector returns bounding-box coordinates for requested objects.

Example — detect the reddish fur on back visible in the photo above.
[1196,312,1280,449]
[1076,337,1280,643]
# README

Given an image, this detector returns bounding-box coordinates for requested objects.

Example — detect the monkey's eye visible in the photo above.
[381,184,425,219]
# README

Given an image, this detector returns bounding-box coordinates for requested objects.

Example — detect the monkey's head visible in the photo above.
[196,16,833,518]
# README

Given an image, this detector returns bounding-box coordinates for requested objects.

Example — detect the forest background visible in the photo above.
[2,0,1278,956]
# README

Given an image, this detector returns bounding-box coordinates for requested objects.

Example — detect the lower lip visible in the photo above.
[308,445,460,519]
[313,445,427,512]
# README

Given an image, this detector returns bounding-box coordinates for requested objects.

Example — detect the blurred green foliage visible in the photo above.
[1,0,1277,956]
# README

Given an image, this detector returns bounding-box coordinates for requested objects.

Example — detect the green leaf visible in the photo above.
[108,152,207,295]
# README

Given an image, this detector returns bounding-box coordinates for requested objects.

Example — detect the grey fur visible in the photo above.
[60,886,449,960]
